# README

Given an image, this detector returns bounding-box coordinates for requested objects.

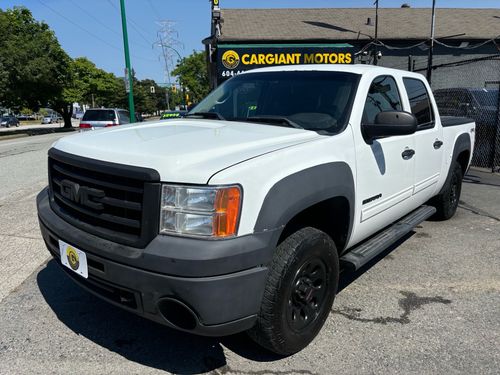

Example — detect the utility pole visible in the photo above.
[119,0,135,121]
[426,0,437,84]
[373,0,379,65]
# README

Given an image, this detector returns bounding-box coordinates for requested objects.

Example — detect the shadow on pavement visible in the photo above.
[465,168,500,187]
[37,232,415,373]
[338,231,415,292]
[37,231,415,373]
[36,260,281,374]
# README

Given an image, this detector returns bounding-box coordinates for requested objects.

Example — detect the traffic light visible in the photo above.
[172,85,177,93]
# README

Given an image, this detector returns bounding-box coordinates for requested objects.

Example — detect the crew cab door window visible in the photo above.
[362,75,402,125]
[403,78,434,129]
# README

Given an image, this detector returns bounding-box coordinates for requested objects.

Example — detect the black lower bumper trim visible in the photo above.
[38,188,271,336]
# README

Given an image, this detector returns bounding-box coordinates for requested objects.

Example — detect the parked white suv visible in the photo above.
[79,108,131,130]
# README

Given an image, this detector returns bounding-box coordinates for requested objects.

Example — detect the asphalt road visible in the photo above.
[0,135,498,374]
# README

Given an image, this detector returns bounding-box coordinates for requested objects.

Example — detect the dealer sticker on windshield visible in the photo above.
[58,240,88,279]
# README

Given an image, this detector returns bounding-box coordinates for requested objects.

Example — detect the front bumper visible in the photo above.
[37,188,277,336]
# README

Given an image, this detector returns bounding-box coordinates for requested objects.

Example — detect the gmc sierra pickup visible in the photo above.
[37,65,475,355]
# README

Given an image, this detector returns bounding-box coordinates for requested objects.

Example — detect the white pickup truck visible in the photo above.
[37,65,475,355]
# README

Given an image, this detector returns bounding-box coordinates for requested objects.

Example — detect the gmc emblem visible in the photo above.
[60,179,105,210]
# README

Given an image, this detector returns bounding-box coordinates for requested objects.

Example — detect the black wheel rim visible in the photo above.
[286,258,328,333]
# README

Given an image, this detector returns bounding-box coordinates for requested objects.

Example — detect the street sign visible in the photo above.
[124,68,130,93]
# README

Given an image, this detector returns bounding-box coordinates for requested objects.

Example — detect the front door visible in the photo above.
[353,75,416,243]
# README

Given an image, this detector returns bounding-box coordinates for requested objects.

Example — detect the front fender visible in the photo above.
[254,162,355,243]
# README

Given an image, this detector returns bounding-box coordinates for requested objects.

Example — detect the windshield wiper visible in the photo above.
[185,111,225,120]
[246,115,303,129]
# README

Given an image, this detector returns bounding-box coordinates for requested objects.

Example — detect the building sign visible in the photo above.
[217,44,354,83]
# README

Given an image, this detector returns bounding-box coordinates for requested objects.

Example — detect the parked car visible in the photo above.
[160,110,187,120]
[38,65,475,355]
[0,115,20,128]
[16,114,35,121]
[41,116,54,124]
[79,108,131,131]
[72,111,84,119]
[434,88,499,167]
[434,88,498,125]
[41,114,62,124]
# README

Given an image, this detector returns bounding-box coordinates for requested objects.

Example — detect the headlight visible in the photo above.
[160,184,242,238]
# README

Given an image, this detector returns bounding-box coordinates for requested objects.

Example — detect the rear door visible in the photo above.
[355,75,416,234]
[403,77,443,201]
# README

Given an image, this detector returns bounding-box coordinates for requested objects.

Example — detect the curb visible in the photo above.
[0,127,77,140]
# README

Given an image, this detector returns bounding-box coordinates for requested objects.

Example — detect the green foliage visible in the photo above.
[20,107,33,115]
[0,7,71,111]
[0,6,171,124]
[172,51,210,104]
[65,57,123,108]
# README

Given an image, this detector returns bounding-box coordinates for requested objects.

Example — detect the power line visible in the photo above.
[147,0,161,21]
[106,0,155,49]
[67,0,121,37]
[37,0,156,62]
[37,0,122,52]
[67,0,152,51]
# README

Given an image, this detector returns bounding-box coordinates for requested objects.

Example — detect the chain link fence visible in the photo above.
[414,55,500,172]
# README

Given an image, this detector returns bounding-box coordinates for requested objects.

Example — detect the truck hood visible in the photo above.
[53,119,322,183]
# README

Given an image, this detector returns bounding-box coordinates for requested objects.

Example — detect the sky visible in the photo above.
[1,0,499,83]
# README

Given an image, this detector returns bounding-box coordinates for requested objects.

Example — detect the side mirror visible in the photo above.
[362,111,417,143]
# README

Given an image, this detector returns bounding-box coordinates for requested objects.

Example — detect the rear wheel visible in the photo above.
[431,161,463,220]
[248,227,339,355]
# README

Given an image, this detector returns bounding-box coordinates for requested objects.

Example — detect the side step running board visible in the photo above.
[340,205,436,271]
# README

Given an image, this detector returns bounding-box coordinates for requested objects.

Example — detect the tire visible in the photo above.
[430,160,463,220]
[248,227,339,355]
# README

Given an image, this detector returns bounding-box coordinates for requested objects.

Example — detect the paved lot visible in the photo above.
[0,133,498,374]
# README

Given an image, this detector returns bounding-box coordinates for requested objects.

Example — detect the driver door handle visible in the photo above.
[402,149,415,160]
[433,140,443,149]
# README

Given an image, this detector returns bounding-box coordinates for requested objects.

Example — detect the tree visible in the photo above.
[171,51,210,104]
[0,7,71,119]
[51,58,129,127]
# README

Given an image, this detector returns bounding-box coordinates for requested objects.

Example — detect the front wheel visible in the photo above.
[430,160,463,220]
[248,227,339,355]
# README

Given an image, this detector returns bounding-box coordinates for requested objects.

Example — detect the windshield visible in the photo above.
[190,71,359,134]
[82,110,116,121]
